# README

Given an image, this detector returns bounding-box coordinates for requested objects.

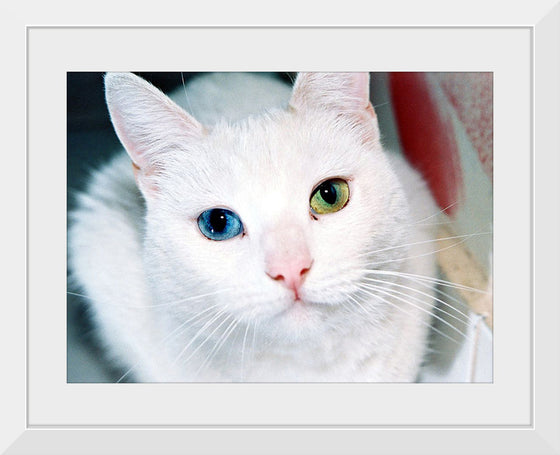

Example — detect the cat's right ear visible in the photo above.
[289,72,379,144]
[105,72,204,197]
[289,72,374,116]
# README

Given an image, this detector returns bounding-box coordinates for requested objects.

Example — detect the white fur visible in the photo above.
[68,72,438,382]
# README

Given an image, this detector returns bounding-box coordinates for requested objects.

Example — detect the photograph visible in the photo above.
[66,71,493,383]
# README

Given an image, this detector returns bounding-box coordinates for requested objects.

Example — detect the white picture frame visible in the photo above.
[4,1,559,453]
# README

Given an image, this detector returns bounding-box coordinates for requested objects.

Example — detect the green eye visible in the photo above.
[310,178,350,215]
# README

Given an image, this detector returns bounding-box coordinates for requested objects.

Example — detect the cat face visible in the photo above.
[106,73,411,342]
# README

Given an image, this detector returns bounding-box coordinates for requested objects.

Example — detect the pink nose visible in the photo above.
[266,256,312,298]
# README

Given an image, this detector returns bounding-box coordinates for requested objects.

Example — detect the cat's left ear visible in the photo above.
[289,72,376,118]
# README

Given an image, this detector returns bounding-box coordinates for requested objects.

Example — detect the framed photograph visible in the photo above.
[5,2,559,453]
[66,67,493,386]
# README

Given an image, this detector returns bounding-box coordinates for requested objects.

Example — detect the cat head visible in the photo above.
[105,72,410,342]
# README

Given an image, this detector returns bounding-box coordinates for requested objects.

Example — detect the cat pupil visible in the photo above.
[320,182,337,205]
[209,209,227,233]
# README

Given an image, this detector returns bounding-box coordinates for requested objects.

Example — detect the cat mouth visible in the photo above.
[292,297,309,307]
[275,295,311,315]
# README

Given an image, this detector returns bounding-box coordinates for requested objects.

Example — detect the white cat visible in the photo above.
[68,72,440,382]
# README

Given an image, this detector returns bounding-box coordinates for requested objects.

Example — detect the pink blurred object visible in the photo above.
[388,72,493,216]
[435,72,493,180]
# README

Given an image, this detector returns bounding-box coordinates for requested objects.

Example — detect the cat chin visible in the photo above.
[262,298,328,338]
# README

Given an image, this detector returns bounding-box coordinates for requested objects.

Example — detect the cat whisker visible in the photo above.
[67,287,234,309]
[360,276,474,324]
[251,316,259,365]
[163,303,224,348]
[336,270,473,332]
[364,232,491,269]
[345,293,372,317]
[176,311,235,368]
[357,230,492,260]
[239,309,256,381]
[116,364,135,383]
[372,101,390,110]
[351,286,463,346]
[314,226,491,290]
[356,282,470,342]
[342,297,385,331]
[363,269,489,294]
[358,286,464,346]
[360,277,472,328]
[67,290,94,301]
[365,269,482,319]
[172,308,231,367]
[422,346,447,356]
[410,201,459,224]
[316,277,391,327]
[180,72,195,114]
[113,305,225,383]
[194,317,242,379]
[406,221,454,227]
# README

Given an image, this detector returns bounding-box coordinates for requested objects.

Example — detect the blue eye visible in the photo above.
[197,208,244,241]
